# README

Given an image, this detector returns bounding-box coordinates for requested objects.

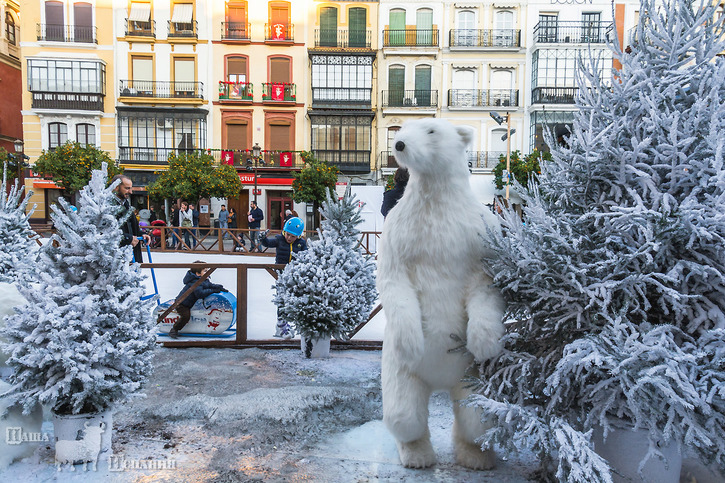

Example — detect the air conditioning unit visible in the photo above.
[157,119,174,129]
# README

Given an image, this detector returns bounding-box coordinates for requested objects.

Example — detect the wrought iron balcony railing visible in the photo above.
[262,83,296,102]
[467,151,506,170]
[118,147,181,165]
[379,151,399,169]
[313,150,371,174]
[218,81,253,101]
[533,21,613,44]
[221,22,251,41]
[168,20,197,38]
[265,23,294,42]
[125,19,155,37]
[311,87,372,105]
[383,28,438,47]
[36,23,97,43]
[382,90,438,108]
[448,89,519,108]
[31,92,104,111]
[449,29,521,48]
[119,80,204,99]
[531,86,578,104]
[222,150,305,169]
[313,28,371,48]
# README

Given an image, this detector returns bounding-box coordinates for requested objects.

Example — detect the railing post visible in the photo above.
[236,265,248,343]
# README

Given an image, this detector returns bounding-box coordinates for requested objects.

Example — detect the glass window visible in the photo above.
[76,123,95,146]
[6,12,16,45]
[310,115,372,165]
[28,59,106,94]
[49,122,68,149]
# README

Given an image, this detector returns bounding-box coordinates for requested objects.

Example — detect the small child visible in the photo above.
[260,217,308,338]
[169,260,228,339]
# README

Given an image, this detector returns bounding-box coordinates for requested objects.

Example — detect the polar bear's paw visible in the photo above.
[466,319,504,362]
[454,440,496,470]
[396,438,436,468]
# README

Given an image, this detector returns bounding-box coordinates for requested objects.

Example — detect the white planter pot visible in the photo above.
[592,424,681,483]
[52,410,113,471]
[300,336,331,358]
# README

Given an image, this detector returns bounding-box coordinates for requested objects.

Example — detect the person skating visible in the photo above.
[169,261,229,339]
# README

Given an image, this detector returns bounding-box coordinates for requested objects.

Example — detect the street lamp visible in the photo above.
[490,111,515,200]
[8,139,29,195]
[251,143,261,202]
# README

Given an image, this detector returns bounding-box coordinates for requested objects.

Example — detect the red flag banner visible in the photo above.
[279,152,293,167]
[271,23,286,40]
[221,150,234,165]
[271,83,284,101]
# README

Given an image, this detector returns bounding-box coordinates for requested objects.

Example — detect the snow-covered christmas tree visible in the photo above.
[1,164,157,415]
[470,0,725,480]
[0,163,36,283]
[273,193,377,342]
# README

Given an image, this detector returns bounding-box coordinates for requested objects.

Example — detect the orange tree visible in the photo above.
[34,142,121,201]
[147,151,242,203]
[493,149,552,191]
[291,151,339,229]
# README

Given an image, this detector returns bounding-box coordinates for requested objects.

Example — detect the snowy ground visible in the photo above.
[1,251,721,482]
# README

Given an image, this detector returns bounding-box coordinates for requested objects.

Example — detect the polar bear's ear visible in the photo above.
[456,126,474,147]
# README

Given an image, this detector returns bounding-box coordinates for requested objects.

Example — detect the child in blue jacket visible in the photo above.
[260,217,308,338]
[169,261,228,338]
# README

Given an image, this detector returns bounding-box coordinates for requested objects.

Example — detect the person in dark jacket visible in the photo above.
[381,167,409,218]
[260,217,308,338]
[169,261,229,338]
[248,201,264,252]
[111,174,150,262]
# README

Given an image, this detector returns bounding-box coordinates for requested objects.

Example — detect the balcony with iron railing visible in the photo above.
[531,86,578,104]
[262,83,296,102]
[382,90,438,108]
[226,150,306,170]
[265,23,294,42]
[449,29,521,48]
[218,81,253,102]
[36,23,97,43]
[312,28,371,49]
[119,80,204,100]
[448,89,519,108]
[125,19,155,38]
[311,87,372,106]
[533,21,613,44]
[168,20,197,39]
[221,22,251,41]
[31,91,104,111]
[383,28,439,47]
[314,150,371,174]
[118,147,185,165]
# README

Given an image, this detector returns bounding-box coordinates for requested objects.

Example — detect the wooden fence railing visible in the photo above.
[142,262,382,349]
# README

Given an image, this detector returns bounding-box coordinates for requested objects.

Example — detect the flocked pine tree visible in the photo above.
[273,193,377,342]
[0,163,36,283]
[1,164,156,415]
[469,0,725,480]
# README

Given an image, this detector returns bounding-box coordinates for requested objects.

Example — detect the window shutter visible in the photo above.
[270,58,290,83]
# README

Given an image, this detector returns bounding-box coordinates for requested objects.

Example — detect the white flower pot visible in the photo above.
[52,410,113,471]
[300,336,331,358]
[592,424,681,483]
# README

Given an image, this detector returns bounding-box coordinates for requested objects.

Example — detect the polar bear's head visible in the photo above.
[392,119,474,177]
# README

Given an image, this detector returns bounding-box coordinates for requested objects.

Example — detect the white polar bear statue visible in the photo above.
[377,118,506,470]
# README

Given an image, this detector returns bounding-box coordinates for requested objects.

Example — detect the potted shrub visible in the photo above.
[273,193,377,357]
[1,165,156,468]
[468,1,725,481]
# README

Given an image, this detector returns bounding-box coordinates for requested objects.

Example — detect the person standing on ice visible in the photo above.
[111,174,150,262]
[169,261,229,339]
[260,217,308,338]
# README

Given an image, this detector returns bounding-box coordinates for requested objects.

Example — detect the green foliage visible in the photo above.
[492,150,552,190]
[292,151,339,205]
[34,142,120,192]
[384,174,395,191]
[147,151,243,202]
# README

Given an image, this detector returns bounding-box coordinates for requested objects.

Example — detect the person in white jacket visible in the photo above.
[179,201,194,249]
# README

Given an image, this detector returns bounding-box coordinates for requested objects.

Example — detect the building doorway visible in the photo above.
[267,190,293,230]
[227,189,250,229]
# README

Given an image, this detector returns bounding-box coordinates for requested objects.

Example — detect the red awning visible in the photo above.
[238,174,293,186]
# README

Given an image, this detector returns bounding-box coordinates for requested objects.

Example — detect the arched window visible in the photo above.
[76,123,95,147]
[414,65,432,106]
[454,10,476,46]
[388,8,405,46]
[49,122,68,150]
[416,8,433,45]
[387,65,405,106]
[490,70,514,106]
[451,69,476,106]
[5,12,16,45]
[494,10,515,47]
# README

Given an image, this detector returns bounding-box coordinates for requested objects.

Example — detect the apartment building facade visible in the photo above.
[20,0,115,222]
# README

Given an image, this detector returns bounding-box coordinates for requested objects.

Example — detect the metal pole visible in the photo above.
[253,156,258,202]
[506,113,511,200]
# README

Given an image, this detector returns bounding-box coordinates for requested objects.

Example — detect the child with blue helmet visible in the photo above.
[260,217,308,338]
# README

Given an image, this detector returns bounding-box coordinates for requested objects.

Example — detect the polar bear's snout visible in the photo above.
[395,141,406,152]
